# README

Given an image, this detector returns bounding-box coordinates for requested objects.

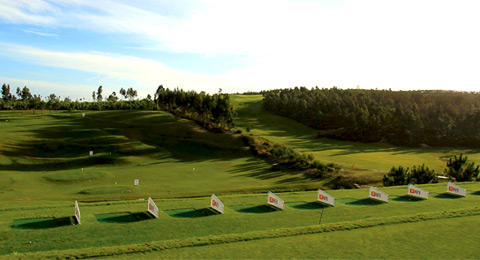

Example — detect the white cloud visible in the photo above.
[0,42,243,95]
[22,29,58,37]
[0,76,94,100]
[1,0,480,92]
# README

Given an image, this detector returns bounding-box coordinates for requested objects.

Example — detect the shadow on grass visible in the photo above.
[164,208,219,218]
[346,198,386,206]
[230,204,281,214]
[433,193,465,199]
[12,216,75,230]
[95,211,153,224]
[0,110,250,172]
[470,191,480,196]
[286,201,330,210]
[391,195,426,202]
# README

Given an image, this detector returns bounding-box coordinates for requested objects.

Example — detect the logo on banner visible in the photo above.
[147,197,159,218]
[210,194,224,214]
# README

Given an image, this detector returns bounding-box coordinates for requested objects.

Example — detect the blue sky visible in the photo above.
[0,0,479,100]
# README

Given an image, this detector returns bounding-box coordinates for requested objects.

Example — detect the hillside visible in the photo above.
[230,94,480,175]
[0,110,332,202]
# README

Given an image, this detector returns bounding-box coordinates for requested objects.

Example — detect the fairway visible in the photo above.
[1,109,480,259]
[1,183,479,259]
[231,95,480,173]
[0,110,327,202]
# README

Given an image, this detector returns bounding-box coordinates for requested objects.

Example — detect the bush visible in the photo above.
[409,164,438,184]
[445,153,480,181]
[383,166,409,186]
[383,165,438,186]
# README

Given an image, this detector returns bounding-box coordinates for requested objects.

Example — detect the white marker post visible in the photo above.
[369,186,389,203]
[446,182,467,197]
[74,200,81,225]
[89,151,93,156]
[134,179,139,186]
[147,197,159,218]
[317,189,335,206]
[407,184,429,199]
[210,194,224,214]
[267,191,284,210]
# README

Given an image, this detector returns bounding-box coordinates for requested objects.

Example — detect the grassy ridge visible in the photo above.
[112,215,480,259]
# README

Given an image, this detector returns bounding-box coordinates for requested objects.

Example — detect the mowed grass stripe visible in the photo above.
[4,207,480,260]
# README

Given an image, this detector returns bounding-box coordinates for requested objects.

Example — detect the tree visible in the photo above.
[445,154,480,181]
[127,87,137,100]
[383,166,409,186]
[92,91,96,102]
[119,88,127,100]
[1,84,12,102]
[107,92,118,102]
[97,86,103,102]
[409,164,438,184]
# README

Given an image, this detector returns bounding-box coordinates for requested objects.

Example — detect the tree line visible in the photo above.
[154,85,234,132]
[1,83,235,132]
[263,87,480,147]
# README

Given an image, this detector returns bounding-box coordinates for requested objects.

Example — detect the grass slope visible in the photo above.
[231,95,480,174]
[0,110,326,202]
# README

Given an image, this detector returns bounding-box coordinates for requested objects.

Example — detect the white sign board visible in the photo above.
[74,200,81,225]
[369,186,389,203]
[134,179,139,186]
[317,189,335,206]
[267,191,284,210]
[447,182,466,197]
[407,184,429,199]
[89,151,93,156]
[82,113,85,117]
[210,194,224,214]
[147,197,159,218]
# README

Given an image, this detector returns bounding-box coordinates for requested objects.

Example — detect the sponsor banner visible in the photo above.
[447,182,467,197]
[210,194,224,214]
[134,179,139,186]
[407,184,429,199]
[74,200,81,225]
[267,191,284,210]
[147,197,159,218]
[317,189,335,206]
[369,186,389,203]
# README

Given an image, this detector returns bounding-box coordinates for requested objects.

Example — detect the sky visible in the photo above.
[0,0,479,100]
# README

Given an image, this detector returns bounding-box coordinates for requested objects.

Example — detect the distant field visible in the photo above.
[231,95,480,173]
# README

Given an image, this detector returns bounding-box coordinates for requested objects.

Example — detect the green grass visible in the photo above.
[0,110,326,202]
[231,95,480,174]
[2,108,480,259]
[108,214,480,259]
[1,183,479,259]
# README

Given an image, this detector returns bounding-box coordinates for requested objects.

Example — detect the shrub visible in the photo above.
[445,153,480,181]
[409,164,438,184]
[383,165,438,186]
[383,166,409,186]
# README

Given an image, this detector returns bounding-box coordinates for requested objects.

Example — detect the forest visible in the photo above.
[263,87,480,147]
[1,83,234,132]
